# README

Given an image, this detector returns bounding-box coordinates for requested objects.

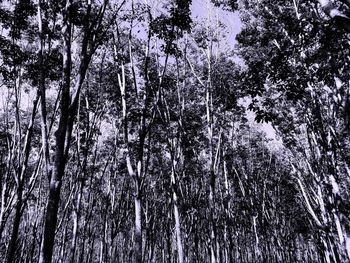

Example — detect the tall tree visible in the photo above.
[39,1,110,262]
[237,0,350,260]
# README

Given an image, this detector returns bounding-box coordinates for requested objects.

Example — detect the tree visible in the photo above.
[39,1,110,262]
[237,0,350,260]
[1,0,348,262]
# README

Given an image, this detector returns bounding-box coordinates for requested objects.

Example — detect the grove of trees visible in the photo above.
[0,0,350,262]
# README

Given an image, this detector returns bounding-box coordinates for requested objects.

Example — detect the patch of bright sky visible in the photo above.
[190,0,281,146]
[191,0,241,47]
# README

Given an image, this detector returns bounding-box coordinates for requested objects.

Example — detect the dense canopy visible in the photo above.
[0,0,350,262]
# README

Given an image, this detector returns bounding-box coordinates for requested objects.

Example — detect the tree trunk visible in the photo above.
[70,172,84,263]
[39,179,63,263]
[172,172,184,263]
[134,193,142,263]
[39,1,72,261]
[6,186,22,263]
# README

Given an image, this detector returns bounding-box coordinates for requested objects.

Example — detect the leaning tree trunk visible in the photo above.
[6,185,22,263]
[39,0,107,260]
[38,2,72,261]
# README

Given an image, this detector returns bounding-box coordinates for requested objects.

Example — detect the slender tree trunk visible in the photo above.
[118,62,143,263]
[58,222,67,263]
[207,59,217,263]
[39,2,72,261]
[6,185,22,263]
[134,191,142,263]
[37,0,51,181]
[6,60,40,262]
[70,185,82,263]
[172,162,184,263]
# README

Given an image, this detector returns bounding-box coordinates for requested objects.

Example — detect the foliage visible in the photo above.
[0,0,348,262]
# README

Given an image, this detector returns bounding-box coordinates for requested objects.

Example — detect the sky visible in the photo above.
[189,0,280,144]
[191,0,242,45]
